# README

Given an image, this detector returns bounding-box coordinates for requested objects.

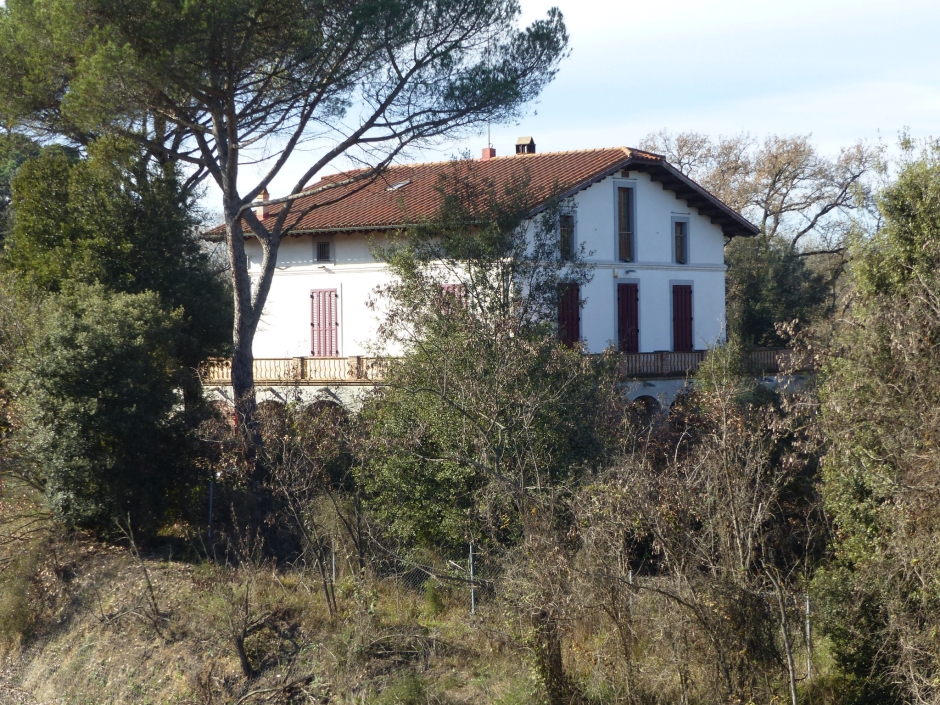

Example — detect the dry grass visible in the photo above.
[0,526,534,704]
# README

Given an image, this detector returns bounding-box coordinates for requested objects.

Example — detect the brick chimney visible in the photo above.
[481,146,496,161]
[515,136,536,155]
[254,188,270,219]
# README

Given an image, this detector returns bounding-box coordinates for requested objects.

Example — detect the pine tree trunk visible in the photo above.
[225,203,265,483]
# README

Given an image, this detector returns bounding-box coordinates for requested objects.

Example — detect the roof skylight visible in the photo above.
[385,180,412,191]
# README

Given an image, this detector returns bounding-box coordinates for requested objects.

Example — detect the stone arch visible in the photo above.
[632,394,662,416]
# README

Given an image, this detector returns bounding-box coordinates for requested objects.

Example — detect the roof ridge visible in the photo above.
[301,146,655,192]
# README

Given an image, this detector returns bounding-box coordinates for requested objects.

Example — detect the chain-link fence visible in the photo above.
[306,535,501,617]
[371,542,500,615]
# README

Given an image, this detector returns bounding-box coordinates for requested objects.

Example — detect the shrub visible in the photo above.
[5,285,201,531]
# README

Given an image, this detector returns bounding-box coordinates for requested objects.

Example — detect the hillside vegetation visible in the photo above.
[2,118,940,702]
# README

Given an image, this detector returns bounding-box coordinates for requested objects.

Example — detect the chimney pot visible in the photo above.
[481,146,496,161]
[515,136,536,155]
[255,188,270,219]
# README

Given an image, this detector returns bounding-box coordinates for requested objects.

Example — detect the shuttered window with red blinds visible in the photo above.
[310,289,339,356]
[618,187,634,262]
[440,283,465,313]
[617,283,639,353]
[672,285,693,352]
[557,283,581,347]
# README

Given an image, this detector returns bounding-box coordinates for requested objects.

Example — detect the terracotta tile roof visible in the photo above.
[210,146,758,239]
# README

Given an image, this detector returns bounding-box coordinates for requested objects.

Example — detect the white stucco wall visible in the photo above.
[246,234,397,358]
[571,172,727,353]
[247,170,730,358]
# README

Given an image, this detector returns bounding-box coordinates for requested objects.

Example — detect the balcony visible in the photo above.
[618,348,794,378]
[202,356,388,385]
[201,349,794,387]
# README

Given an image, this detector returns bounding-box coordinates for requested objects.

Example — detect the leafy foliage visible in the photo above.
[853,141,940,298]
[4,141,231,368]
[5,287,199,530]
[0,140,230,532]
[725,235,829,346]
[814,148,940,703]
[359,166,622,553]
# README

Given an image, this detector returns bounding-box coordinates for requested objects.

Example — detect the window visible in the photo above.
[316,241,331,262]
[674,221,688,264]
[672,285,693,352]
[618,187,633,262]
[310,289,339,356]
[557,283,581,347]
[559,214,575,260]
[617,283,639,353]
[440,283,465,313]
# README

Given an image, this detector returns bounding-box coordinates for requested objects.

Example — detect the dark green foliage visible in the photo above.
[854,144,940,298]
[6,287,198,530]
[725,235,828,346]
[0,141,230,532]
[361,343,615,552]
[814,149,940,703]
[4,142,231,367]
[0,131,40,230]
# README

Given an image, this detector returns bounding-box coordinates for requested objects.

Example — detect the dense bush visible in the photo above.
[5,286,200,530]
[725,234,829,346]
[4,141,231,369]
[814,145,940,703]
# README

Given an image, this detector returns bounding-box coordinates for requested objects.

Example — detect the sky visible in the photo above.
[211,0,940,206]
[494,0,940,155]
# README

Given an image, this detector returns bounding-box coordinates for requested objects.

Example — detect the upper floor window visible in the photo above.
[618,187,634,262]
[316,241,331,262]
[559,214,575,260]
[674,221,688,264]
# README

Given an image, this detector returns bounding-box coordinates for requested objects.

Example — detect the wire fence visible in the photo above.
[356,544,501,615]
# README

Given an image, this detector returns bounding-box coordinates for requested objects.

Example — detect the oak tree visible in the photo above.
[640,131,882,344]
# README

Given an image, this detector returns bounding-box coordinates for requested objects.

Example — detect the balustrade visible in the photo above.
[202,348,797,386]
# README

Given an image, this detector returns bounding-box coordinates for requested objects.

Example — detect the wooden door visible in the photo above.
[310,289,339,356]
[557,283,580,347]
[672,285,693,352]
[617,283,639,353]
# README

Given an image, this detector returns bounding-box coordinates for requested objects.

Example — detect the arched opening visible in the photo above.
[633,395,662,417]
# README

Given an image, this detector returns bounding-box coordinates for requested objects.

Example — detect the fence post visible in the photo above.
[628,568,633,609]
[805,592,812,678]
[207,478,214,543]
[469,542,476,616]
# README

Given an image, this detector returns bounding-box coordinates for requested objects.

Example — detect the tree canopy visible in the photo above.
[359,166,620,552]
[4,140,231,369]
[640,131,881,345]
[0,0,570,431]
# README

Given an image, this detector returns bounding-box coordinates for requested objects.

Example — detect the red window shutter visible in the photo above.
[557,283,580,347]
[672,285,693,352]
[310,289,339,357]
[441,283,465,304]
[617,283,639,353]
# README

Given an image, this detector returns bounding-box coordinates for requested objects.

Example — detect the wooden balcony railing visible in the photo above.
[202,356,387,385]
[618,348,794,378]
[201,349,795,386]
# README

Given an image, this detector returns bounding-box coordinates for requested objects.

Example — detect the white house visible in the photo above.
[239,141,757,364]
[204,141,759,407]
